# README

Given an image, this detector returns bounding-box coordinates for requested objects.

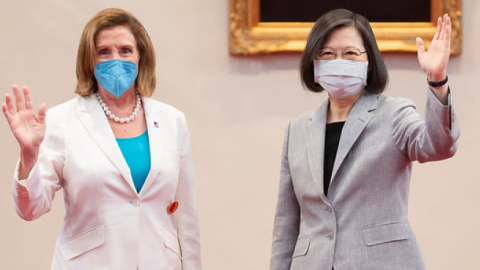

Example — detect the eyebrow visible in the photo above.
[95,44,136,50]
[321,46,362,50]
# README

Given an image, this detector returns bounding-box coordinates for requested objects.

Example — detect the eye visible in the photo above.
[344,50,360,56]
[320,50,334,56]
[98,49,109,55]
[318,49,336,60]
[120,47,133,54]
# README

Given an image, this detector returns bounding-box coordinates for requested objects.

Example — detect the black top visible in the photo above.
[323,121,345,196]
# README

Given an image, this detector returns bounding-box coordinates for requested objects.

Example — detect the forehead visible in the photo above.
[323,26,364,49]
[95,25,136,46]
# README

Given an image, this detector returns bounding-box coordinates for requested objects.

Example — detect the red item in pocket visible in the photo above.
[167,201,179,214]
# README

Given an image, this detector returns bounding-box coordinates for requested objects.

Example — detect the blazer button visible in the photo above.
[325,232,334,240]
[131,199,141,207]
[325,206,332,212]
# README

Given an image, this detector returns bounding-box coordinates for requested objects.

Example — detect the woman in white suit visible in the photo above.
[2,8,201,270]
[270,9,460,270]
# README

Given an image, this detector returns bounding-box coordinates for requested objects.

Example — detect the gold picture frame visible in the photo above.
[229,0,462,55]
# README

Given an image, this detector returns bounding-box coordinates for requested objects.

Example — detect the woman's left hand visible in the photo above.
[416,13,451,82]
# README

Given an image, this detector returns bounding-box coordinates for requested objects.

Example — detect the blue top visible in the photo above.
[116,130,151,193]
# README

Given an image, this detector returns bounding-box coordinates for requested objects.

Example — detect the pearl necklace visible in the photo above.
[96,92,141,124]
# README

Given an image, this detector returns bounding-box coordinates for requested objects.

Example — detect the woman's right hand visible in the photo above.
[2,85,46,178]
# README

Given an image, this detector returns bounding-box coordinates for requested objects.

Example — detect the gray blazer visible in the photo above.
[270,90,460,270]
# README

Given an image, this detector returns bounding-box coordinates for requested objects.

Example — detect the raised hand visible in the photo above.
[2,85,46,178]
[416,14,451,82]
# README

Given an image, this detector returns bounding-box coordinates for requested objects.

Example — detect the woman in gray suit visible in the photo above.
[270,9,459,270]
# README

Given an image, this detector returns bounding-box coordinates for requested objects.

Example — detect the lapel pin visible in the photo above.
[167,201,179,215]
[154,121,159,128]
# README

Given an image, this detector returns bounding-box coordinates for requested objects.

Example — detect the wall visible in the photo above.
[0,0,478,269]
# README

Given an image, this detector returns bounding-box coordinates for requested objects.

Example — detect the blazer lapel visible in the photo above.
[138,97,167,196]
[75,94,137,195]
[330,93,377,186]
[305,100,329,201]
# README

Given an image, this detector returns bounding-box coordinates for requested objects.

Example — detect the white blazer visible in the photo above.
[12,94,201,270]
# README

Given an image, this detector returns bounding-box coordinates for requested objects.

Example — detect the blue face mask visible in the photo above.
[94,58,138,99]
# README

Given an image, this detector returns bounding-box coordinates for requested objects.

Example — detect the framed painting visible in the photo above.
[229,0,462,55]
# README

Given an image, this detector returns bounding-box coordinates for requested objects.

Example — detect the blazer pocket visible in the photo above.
[163,228,182,259]
[362,221,411,247]
[292,238,311,258]
[67,225,105,260]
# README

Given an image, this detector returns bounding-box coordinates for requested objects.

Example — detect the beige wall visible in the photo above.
[1,0,478,269]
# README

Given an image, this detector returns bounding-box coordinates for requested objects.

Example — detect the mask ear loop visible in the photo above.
[135,55,142,92]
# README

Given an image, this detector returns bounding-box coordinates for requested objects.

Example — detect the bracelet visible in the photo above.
[427,75,448,87]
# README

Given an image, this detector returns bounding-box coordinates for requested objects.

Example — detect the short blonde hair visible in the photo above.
[75,8,156,97]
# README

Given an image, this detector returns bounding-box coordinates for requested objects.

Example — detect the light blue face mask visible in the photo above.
[94,58,139,99]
